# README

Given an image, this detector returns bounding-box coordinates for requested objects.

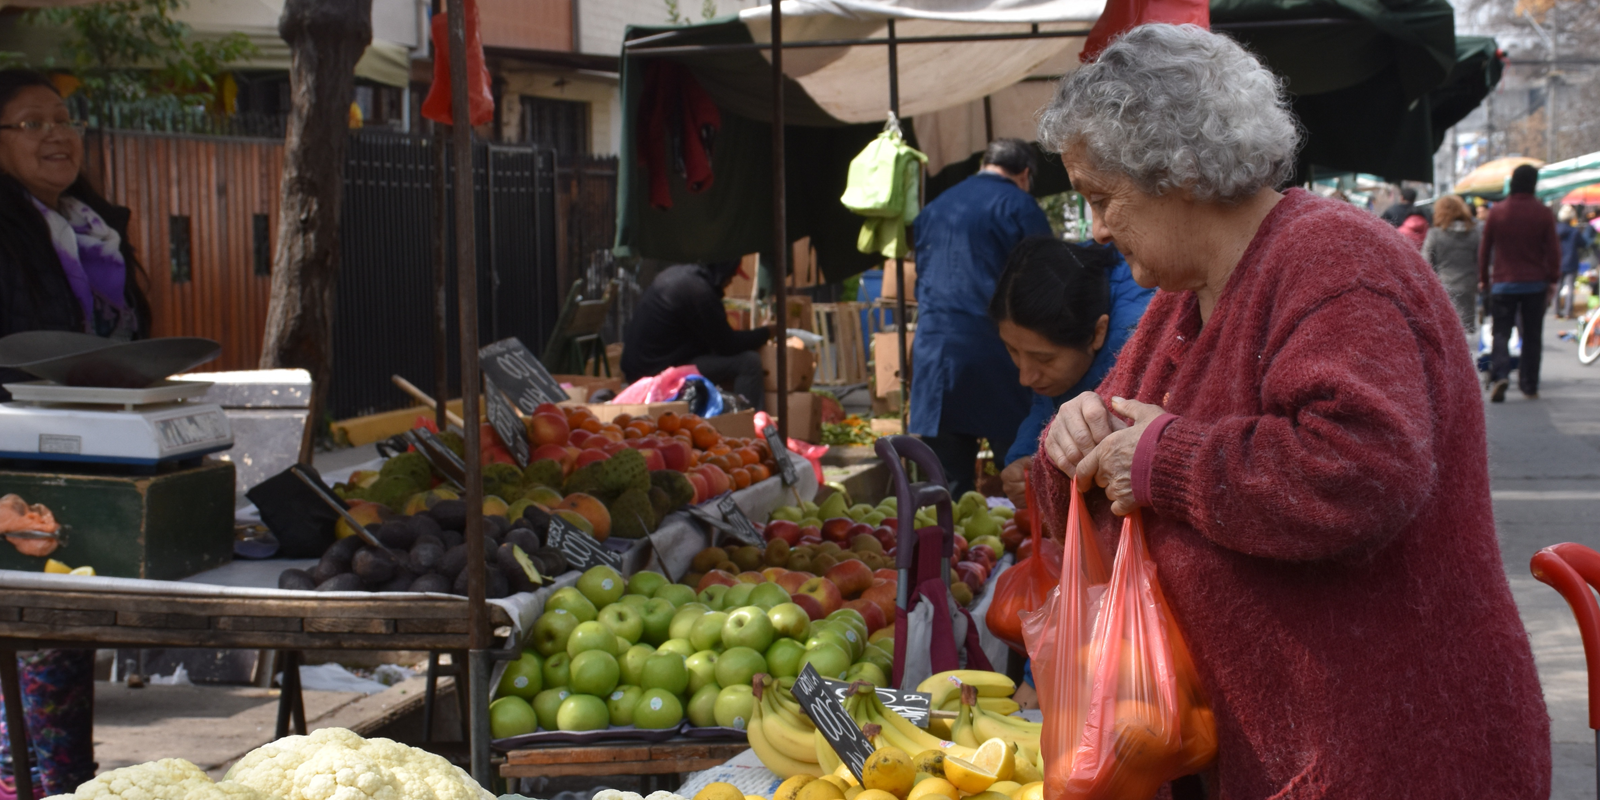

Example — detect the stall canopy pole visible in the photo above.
[772,0,789,442]
[431,0,449,431]
[889,19,910,432]
[444,0,492,786]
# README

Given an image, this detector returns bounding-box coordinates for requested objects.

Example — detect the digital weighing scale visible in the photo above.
[0,379,234,466]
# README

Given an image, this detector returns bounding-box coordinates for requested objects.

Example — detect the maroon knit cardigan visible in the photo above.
[1031,189,1549,798]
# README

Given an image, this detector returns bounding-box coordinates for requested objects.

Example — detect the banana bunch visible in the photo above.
[947,684,1044,784]
[749,677,825,778]
[845,683,977,762]
[918,670,1022,716]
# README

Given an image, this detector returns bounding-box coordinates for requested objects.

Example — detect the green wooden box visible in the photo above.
[0,460,236,579]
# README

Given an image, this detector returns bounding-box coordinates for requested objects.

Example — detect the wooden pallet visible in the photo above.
[813,302,869,385]
[500,740,750,778]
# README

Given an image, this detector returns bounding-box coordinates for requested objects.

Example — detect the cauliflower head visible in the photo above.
[225,728,492,800]
[44,758,277,800]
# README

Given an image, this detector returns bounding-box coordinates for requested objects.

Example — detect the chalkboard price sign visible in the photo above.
[479,337,569,413]
[545,514,622,571]
[715,493,764,547]
[793,664,875,781]
[821,679,932,728]
[763,424,798,486]
[483,376,531,467]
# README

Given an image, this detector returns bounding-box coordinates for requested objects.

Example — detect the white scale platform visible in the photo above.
[0,379,234,466]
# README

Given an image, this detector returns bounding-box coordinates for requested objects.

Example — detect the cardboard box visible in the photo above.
[553,374,623,400]
[882,259,917,301]
[765,391,823,443]
[873,330,914,398]
[870,418,904,436]
[762,339,816,392]
[781,294,814,333]
[706,409,756,439]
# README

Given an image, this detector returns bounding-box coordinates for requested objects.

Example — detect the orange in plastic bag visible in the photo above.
[1020,477,1215,800]
[420,0,495,127]
[988,478,1062,653]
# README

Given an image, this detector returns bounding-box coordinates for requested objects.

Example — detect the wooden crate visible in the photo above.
[501,740,749,778]
[0,461,236,579]
[813,302,868,384]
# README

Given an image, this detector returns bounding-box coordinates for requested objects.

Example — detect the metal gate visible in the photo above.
[330,134,559,419]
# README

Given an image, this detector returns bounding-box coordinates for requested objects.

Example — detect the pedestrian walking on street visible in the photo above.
[1422,194,1481,336]
[1381,186,1418,227]
[1037,24,1549,798]
[1479,164,1561,401]
[1555,204,1591,318]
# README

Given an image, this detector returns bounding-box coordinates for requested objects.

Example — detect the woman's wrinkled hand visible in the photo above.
[1078,397,1167,515]
[1043,393,1128,477]
[1001,456,1031,509]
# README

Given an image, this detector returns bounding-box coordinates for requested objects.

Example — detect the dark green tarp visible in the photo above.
[616,0,1496,279]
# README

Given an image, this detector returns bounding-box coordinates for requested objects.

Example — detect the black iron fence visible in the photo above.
[330,133,560,419]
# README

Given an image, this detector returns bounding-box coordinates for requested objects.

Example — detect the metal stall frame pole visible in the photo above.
[889,19,910,432]
[431,0,450,432]
[1,648,32,800]
[444,0,492,787]
[772,0,789,442]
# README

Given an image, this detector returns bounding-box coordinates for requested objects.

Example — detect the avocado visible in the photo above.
[409,541,445,574]
[441,544,470,578]
[430,499,468,532]
[375,566,417,592]
[315,573,364,592]
[410,573,452,594]
[351,547,398,585]
[376,520,417,550]
[277,569,316,591]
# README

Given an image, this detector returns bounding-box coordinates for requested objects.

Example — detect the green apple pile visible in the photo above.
[487,565,894,738]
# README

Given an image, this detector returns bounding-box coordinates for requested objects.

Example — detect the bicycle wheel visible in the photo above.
[1580,312,1600,365]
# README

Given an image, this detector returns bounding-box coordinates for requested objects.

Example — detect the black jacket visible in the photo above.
[0,175,150,395]
[620,264,771,382]
[1381,201,1416,227]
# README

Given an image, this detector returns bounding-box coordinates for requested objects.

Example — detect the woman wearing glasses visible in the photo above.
[0,69,150,800]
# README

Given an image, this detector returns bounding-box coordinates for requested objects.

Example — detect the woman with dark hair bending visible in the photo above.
[0,68,152,800]
[991,237,1153,508]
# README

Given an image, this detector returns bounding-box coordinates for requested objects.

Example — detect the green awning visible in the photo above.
[1534,151,1600,201]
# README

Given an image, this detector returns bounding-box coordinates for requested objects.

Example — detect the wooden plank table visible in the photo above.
[0,575,515,800]
[500,740,751,782]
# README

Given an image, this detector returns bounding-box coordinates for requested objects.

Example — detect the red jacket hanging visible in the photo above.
[638,61,722,210]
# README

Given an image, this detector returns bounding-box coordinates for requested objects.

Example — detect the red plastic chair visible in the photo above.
[1530,542,1600,796]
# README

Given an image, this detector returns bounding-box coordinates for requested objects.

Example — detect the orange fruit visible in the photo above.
[731,467,752,489]
[658,412,682,433]
[692,424,720,449]
[580,417,602,433]
[613,413,634,427]
[622,428,644,440]
[748,464,770,482]
[737,447,759,466]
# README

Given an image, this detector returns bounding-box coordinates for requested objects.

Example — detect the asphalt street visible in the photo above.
[1486,312,1600,798]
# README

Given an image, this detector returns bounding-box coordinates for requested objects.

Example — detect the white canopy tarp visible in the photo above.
[736,0,1098,123]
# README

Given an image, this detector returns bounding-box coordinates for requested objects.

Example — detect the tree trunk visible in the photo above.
[259,0,373,463]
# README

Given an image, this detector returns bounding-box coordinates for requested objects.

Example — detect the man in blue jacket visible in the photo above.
[908,139,1052,494]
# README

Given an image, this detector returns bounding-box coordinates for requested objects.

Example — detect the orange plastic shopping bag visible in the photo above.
[1020,476,1216,800]
[987,478,1061,653]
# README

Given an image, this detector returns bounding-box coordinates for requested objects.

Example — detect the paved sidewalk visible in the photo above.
[1485,313,1600,798]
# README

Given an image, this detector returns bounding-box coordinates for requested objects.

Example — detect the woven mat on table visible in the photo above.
[676,748,781,799]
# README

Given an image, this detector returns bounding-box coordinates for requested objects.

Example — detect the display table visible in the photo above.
[500,740,750,780]
[0,570,517,800]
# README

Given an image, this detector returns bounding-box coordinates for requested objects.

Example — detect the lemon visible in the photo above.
[696,783,746,800]
[971,739,1015,781]
[1015,783,1044,800]
[68,566,95,576]
[861,746,915,798]
[942,755,998,795]
[854,791,898,800]
[798,780,846,800]
[989,781,1022,798]
[43,559,70,574]
[964,792,1011,800]
[833,764,861,787]
[907,778,958,800]
[911,750,947,778]
[821,776,852,792]
[844,789,863,800]
[1010,751,1042,785]
[776,776,817,800]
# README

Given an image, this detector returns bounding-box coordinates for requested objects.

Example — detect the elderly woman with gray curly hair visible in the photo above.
[1027,24,1549,798]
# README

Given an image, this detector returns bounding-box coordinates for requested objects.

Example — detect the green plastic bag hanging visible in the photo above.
[840,114,925,259]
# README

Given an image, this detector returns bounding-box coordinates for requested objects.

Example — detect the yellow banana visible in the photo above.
[951,700,981,749]
[925,714,954,740]
[762,689,823,763]
[976,697,1021,716]
[814,728,843,775]
[749,693,825,778]
[768,687,811,730]
[862,691,976,760]
[918,671,1017,708]
[972,707,1041,744]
